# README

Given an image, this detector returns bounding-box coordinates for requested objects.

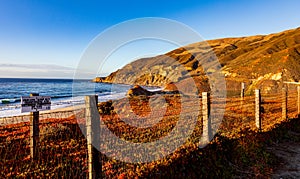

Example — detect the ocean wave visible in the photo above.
[0,98,21,104]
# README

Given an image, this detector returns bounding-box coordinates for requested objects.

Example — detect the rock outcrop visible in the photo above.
[92,77,106,83]
[127,85,153,97]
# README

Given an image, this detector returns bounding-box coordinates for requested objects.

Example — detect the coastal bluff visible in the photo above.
[93,27,300,94]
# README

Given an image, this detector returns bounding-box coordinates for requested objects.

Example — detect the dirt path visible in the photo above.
[269,133,300,178]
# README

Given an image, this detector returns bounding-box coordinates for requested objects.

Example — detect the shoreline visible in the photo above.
[0,84,167,122]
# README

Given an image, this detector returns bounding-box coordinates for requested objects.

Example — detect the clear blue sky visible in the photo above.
[0,0,300,78]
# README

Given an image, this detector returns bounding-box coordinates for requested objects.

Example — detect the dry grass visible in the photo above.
[0,91,299,178]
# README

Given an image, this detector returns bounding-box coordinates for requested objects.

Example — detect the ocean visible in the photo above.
[0,78,147,117]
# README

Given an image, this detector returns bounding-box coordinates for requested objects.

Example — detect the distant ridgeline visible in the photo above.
[93,27,300,95]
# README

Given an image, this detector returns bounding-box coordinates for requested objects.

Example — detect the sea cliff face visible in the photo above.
[93,27,300,94]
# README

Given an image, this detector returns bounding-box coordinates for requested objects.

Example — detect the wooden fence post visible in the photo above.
[297,86,300,116]
[85,95,101,179]
[30,93,39,160]
[202,92,212,144]
[282,88,287,120]
[255,89,261,131]
[241,82,245,99]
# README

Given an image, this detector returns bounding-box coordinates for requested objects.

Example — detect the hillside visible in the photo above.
[94,27,300,94]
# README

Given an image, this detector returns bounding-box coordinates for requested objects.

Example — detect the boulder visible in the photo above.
[127,85,153,97]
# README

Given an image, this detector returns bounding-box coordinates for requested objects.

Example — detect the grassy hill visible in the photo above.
[94,27,300,95]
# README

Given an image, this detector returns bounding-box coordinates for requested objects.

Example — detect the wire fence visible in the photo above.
[0,108,87,178]
[220,89,299,138]
[0,89,299,178]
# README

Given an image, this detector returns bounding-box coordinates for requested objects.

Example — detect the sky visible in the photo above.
[0,0,300,78]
